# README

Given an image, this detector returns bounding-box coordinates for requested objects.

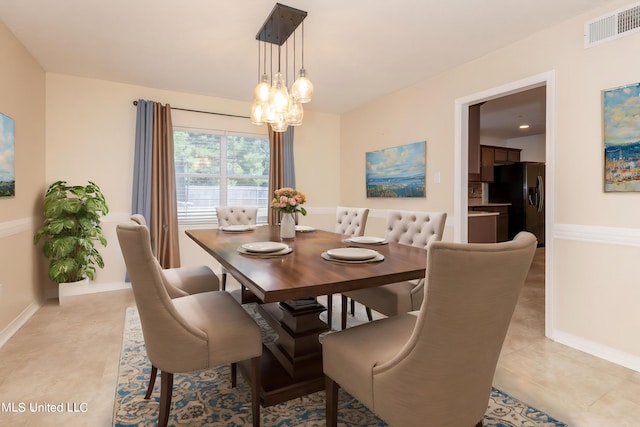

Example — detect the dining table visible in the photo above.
[185,225,428,406]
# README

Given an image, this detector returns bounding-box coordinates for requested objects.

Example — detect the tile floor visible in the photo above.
[0,248,639,426]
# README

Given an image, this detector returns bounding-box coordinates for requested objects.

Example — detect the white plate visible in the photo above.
[325,247,379,261]
[238,246,293,257]
[345,236,386,244]
[241,241,289,253]
[295,225,316,232]
[220,225,254,232]
[321,252,384,263]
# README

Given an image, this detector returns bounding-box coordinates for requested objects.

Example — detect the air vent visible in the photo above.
[585,2,640,48]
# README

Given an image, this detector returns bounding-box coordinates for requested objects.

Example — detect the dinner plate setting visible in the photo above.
[220,225,256,232]
[321,247,384,263]
[295,225,316,232]
[343,235,388,245]
[237,241,292,257]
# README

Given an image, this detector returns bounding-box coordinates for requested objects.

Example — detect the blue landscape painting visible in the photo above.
[0,112,15,198]
[603,82,640,192]
[366,141,425,198]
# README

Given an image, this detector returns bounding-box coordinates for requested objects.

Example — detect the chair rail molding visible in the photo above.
[554,223,640,247]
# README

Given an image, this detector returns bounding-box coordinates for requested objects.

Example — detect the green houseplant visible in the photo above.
[34,181,109,284]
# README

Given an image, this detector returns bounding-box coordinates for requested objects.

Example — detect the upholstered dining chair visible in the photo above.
[341,210,446,329]
[326,206,370,329]
[129,214,221,395]
[215,207,258,290]
[323,232,538,427]
[130,214,219,298]
[116,220,262,427]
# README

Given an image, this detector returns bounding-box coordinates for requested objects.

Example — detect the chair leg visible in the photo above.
[325,375,339,427]
[158,371,173,427]
[144,364,158,399]
[250,356,261,427]
[341,295,348,330]
[365,306,373,321]
[221,272,227,291]
[231,362,237,387]
[326,294,333,329]
[350,298,355,316]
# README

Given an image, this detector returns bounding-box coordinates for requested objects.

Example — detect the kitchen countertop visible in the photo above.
[468,211,499,217]
[468,202,511,207]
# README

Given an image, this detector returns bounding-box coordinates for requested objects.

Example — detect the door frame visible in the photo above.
[454,70,556,338]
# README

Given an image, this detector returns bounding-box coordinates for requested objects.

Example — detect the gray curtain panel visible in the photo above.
[132,99,153,230]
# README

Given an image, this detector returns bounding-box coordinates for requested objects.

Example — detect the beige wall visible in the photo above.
[341,0,640,368]
[0,21,46,335]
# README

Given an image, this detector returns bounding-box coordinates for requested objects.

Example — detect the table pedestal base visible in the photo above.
[239,299,329,407]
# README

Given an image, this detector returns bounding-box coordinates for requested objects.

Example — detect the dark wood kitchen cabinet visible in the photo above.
[480,146,495,182]
[469,205,509,242]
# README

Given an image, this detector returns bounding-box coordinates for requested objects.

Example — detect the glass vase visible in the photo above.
[280,212,296,240]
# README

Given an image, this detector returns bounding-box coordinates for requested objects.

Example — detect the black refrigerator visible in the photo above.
[489,162,545,246]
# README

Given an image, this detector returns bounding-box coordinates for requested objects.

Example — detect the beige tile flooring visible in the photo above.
[0,248,639,426]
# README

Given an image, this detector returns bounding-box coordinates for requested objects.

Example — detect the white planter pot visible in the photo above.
[58,278,89,305]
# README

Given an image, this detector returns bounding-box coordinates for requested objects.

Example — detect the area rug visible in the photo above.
[113,305,567,426]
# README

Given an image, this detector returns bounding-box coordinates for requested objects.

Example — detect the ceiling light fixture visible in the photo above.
[519,124,530,129]
[250,3,313,132]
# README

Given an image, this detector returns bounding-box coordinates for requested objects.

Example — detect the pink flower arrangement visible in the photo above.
[271,187,307,215]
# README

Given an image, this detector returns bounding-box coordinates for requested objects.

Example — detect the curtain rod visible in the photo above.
[132,100,250,119]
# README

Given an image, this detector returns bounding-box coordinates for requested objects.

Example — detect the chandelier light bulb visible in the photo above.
[272,112,289,132]
[269,72,290,114]
[286,99,303,126]
[250,100,265,125]
[253,73,271,103]
[291,68,313,103]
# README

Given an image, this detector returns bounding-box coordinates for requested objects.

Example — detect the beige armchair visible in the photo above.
[116,220,262,427]
[327,206,370,329]
[342,210,446,328]
[323,232,537,427]
[130,214,219,298]
[215,207,258,290]
[129,214,221,396]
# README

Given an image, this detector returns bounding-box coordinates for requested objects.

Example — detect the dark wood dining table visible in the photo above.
[186,225,427,406]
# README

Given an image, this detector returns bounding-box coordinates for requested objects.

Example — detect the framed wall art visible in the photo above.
[0,112,15,198]
[366,141,426,198]
[603,82,640,192]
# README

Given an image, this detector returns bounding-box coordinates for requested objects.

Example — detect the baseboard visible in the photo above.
[552,329,640,372]
[45,281,131,300]
[0,301,42,349]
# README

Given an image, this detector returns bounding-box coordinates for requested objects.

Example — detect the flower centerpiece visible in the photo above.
[271,187,307,239]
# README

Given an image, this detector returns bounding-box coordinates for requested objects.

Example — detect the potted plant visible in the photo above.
[33,181,109,294]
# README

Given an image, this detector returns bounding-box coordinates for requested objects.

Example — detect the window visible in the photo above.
[174,127,270,226]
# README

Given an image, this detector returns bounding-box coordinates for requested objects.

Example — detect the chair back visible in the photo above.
[384,210,446,248]
[216,207,257,226]
[335,206,370,237]
[116,220,210,372]
[372,232,537,427]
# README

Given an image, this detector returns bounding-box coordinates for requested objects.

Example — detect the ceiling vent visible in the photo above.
[584,1,640,48]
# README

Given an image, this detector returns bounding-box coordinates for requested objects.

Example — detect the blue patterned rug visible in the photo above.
[113,305,567,426]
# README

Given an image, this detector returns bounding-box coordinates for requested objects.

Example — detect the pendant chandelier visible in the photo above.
[250,3,314,133]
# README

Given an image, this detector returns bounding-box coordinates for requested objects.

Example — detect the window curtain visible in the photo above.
[268,126,295,225]
[132,99,181,268]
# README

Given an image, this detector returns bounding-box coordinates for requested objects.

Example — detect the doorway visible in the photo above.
[454,71,555,338]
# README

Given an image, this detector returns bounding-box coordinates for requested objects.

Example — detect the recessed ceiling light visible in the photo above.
[519,124,530,129]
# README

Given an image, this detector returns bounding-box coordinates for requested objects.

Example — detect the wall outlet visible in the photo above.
[434,171,441,184]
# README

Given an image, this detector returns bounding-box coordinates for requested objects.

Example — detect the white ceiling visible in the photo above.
[0,0,606,134]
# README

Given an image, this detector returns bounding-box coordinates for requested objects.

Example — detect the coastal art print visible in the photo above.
[0,112,15,198]
[366,141,425,198]
[603,82,640,192]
